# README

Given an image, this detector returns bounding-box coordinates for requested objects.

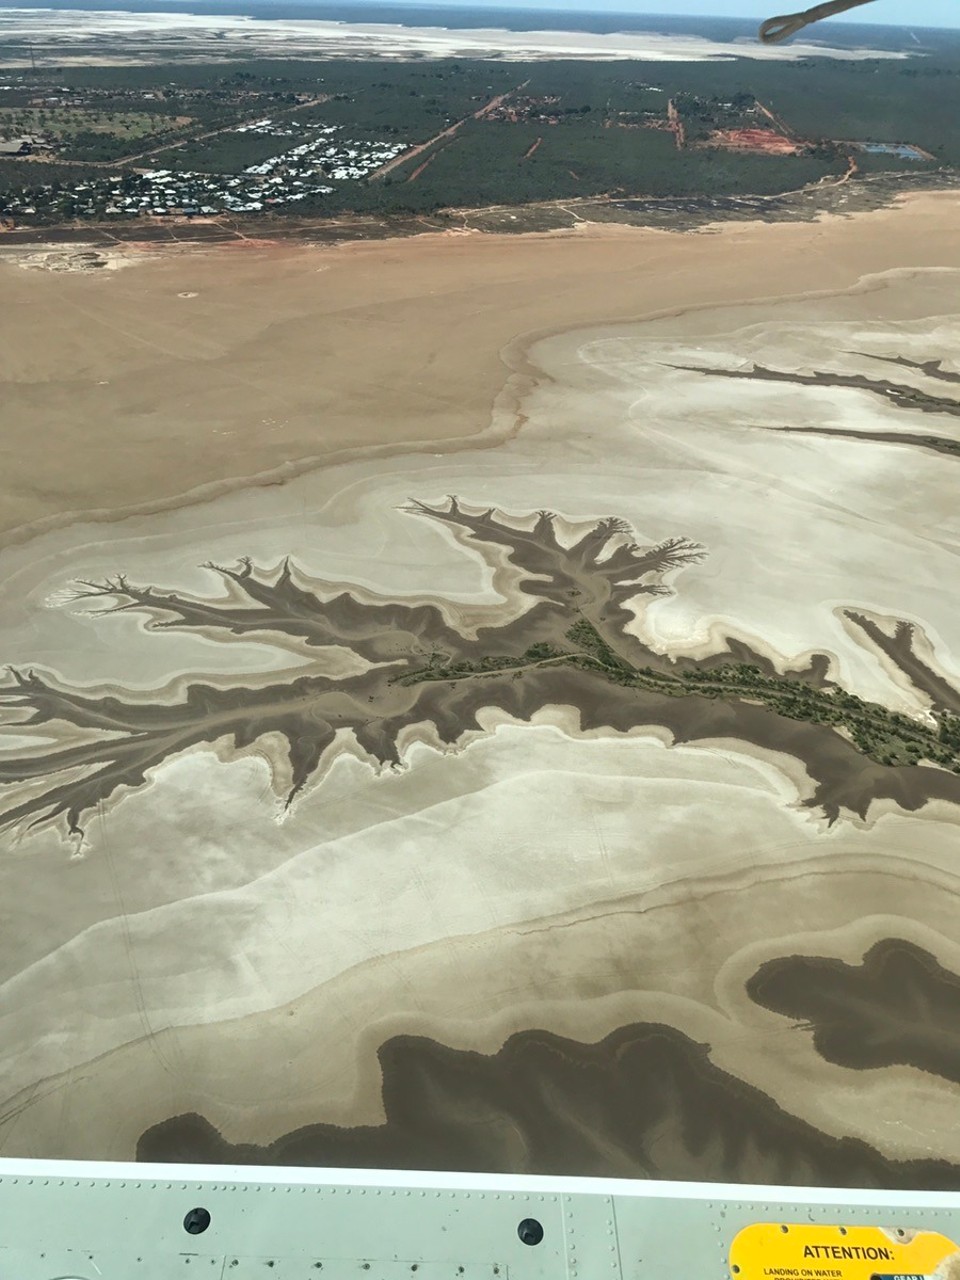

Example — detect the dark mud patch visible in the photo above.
[748,938,960,1084]
[672,360,960,420]
[844,612,960,715]
[136,1021,960,1187]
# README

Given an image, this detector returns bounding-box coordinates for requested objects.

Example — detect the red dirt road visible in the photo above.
[407,152,439,183]
[667,98,686,150]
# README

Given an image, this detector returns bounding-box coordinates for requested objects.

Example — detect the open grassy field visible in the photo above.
[0,105,186,139]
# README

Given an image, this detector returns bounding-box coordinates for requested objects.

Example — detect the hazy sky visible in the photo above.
[407,0,959,28]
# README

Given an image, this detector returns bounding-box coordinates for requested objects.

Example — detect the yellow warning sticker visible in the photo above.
[730,1223,960,1280]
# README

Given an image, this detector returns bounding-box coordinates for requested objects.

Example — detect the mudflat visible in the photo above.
[2,193,960,1177]
[1,192,957,545]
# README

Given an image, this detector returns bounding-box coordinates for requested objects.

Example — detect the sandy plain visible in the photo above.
[1,194,958,546]
[1,194,960,1174]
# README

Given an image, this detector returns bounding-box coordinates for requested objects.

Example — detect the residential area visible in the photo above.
[0,55,955,226]
[2,120,407,218]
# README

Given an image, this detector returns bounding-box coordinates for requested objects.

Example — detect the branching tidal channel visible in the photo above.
[2,498,959,840]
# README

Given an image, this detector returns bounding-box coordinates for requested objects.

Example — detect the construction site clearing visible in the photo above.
[630,104,933,164]
[701,128,805,155]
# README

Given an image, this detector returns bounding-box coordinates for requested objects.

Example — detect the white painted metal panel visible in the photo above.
[1,1161,959,1280]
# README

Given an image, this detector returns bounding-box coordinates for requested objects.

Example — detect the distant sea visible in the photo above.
[3,0,960,55]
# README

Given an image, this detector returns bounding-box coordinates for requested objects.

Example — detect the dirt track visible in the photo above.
[369,80,529,181]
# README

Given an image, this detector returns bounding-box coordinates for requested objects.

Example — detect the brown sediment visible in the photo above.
[0,501,702,834]
[2,499,958,839]
[771,423,960,461]
[747,939,960,1084]
[2,192,959,550]
[135,1021,960,1187]
[854,353,960,384]
[672,359,960,417]
[844,612,960,714]
[447,665,960,822]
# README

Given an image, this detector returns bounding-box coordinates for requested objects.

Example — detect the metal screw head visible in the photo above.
[518,1218,544,1247]
[184,1207,212,1235]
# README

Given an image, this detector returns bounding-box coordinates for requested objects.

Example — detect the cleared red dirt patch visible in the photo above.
[705,128,804,155]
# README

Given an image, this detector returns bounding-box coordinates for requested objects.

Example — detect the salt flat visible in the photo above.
[0,8,908,66]
[3,728,960,1165]
[1,201,960,1177]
